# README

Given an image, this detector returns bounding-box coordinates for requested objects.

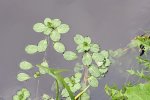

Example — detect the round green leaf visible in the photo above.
[74,34,84,45]
[63,51,77,61]
[19,61,33,70]
[51,19,61,27]
[76,45,85,53]
[90,44,100,53]
[33,23,45,32]
[44,18,52,26]
[89,65,101,77]
[50,30,61,42]
[57,24,70,34]
[75,72,82,79]
[92,53,104,62]
[84,37,91,44]
[38,39,48,52]
[88,76,99,87]
[73,83,81,90]
[17,73,31,82]
[43,27,52,35]
[25,45,38,54]
[53,42,65,53]
[82,53,92,66]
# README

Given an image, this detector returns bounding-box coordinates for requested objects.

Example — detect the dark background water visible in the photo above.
[1,0,150,99]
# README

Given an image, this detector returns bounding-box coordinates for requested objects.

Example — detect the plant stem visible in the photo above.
[55,80,60,100]
[75,85,90,100]
[83,66,88,86]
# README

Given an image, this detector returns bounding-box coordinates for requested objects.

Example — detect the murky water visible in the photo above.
[1,0,150,99]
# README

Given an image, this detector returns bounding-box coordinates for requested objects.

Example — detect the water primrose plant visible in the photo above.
[105,33,150,100]
[13,18,111,100]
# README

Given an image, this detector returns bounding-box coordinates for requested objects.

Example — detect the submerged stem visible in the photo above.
[83,66,88,86]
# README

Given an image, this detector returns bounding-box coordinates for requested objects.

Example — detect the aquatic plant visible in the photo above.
[105,33,150,100]
[13,18,111,100]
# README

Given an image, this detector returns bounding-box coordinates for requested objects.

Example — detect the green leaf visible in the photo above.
[80,93,90,100]
[124,83,150,100]
[43,27,52,35]
[53,42,65,53]
[61,89,69,97]
[22,88,30,98]
[90,44,100,53]
[84,37,91,44]
[51,19,61,27]
[105,59,111,66]
[34,72,40,78]
[13,88,30,100]
[64,77,71,84]
[42,94,50,100]
[75,73,82,79]
[50,30,61,42]
[76,45,85,53]
[36,65,74,99]
[92,52,104,62]
[57,24,70,34]
[88,76,99,87]
[38,39,48,52]
[63,51,77,61]
[33,23,46,32]
[82,53,92,66]
[19,61,33,70]
[25,45,38,54]
[17,73,31,82]
[88,65,101,77]
[39,60,49,74]
[104,85,125,100]
[74,34,84,45]
[44,18,52,26]
[73,83,81,90]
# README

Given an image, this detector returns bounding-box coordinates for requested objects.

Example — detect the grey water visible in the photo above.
[0,0,150,99]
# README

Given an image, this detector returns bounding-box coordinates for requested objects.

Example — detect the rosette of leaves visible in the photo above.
[73,34,111,89]
[33,18,69,41]
[13,88,30,100]
[74,34,100,53]
[61,73,82,100]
